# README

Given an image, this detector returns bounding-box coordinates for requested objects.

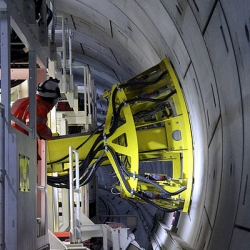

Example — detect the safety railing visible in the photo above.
[11,115,33,133]
[0,103,5,249]
[69,146,81,243]
[54,15,97,128]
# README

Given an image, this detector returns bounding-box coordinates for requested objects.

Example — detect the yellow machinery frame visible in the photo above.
[47,58,193,212]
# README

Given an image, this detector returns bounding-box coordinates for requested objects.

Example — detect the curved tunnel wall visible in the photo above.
[144,1,249,249]
[160,1,247,249]
[167,2,249,249]
[119,1,249,249]
[56,0,250,249]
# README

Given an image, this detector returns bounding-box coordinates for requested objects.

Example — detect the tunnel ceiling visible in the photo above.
[56,0,164,87]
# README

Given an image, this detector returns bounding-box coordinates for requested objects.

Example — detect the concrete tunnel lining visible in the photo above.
[56,0,250,249]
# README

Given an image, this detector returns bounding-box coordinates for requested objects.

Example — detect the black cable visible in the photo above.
[79,156,108,186]
[107,146,133,192]
[109,89,177,137]
[108,70,169,136]
[122,70,169,88]
[78,143,105,180]
[47,123,106,186]
[134,192,183,212]
[79,142,104,176]
[47,144,106,188]
[128,89,177,105]
[119,154,186,196]
[106,146,183,213]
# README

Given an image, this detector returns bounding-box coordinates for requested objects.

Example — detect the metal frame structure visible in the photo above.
[56,65,97,133]
[53,15,97,132]
[0,103,5,248]
[0,1,56,249]
[46,57,193,249]
[47,58,194,213]
[69,146,80,243]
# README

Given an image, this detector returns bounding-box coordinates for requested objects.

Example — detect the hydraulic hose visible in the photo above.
[122,70,169,88]
[48,140,105,188]
[133,192,183,212]
[108,89,177,137]
[107,146,183,212]
[108,70,169,136]
[47,122,104,165]
[79,156,107,186]
[119,155,186,196]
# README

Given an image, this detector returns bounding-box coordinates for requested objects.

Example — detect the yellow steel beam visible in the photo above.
[104,85,139,196]
[47,133,101,164]
[164,58,193,212]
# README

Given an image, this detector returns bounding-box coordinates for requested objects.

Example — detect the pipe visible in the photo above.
[84,66,87,114]
[62,16,67,92]
[50,0,55,44]
[69,31,73,77]
[69,146,80,243]
[87,67,91,117]
[0,104,5,249]
[52,184,59,232]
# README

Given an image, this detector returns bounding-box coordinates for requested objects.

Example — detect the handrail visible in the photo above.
[0,104,5,249]
[69,146,80,243]
[11,115,33,133]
